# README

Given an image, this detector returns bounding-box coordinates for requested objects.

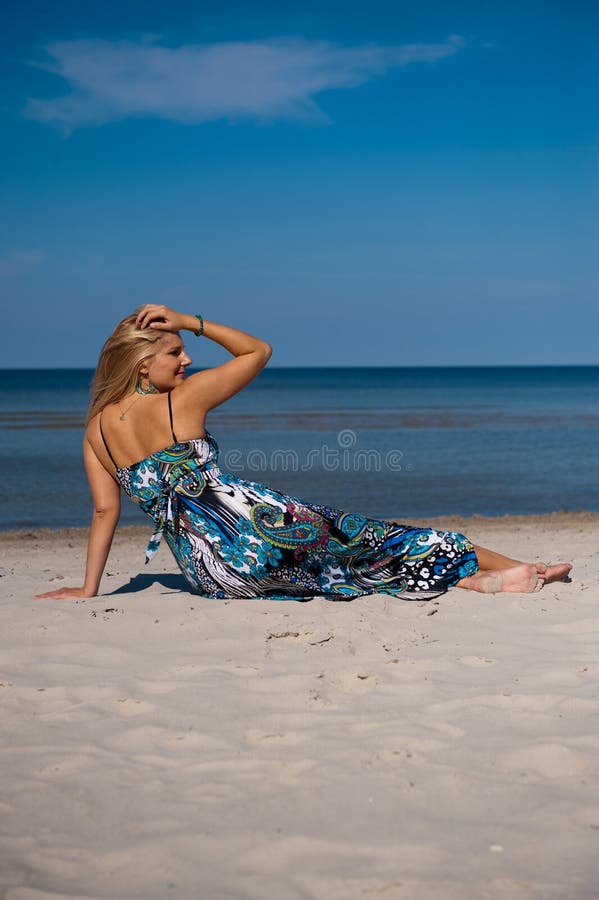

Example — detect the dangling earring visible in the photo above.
[136,374,158,395]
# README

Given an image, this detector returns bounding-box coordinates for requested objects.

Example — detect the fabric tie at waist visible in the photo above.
[145,484,182,563]
[143,462,209,563]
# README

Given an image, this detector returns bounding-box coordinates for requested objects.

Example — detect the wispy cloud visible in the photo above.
[0,249,47,277]
[25,35,465,130]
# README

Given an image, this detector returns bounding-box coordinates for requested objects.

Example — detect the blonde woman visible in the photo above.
[37,305,572,601]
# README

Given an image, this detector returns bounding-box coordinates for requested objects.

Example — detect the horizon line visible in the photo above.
[1,363,599,372]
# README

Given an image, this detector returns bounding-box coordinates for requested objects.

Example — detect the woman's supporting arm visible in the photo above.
[36,438,121,600]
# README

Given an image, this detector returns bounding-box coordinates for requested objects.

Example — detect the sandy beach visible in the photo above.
[1,512,598,899]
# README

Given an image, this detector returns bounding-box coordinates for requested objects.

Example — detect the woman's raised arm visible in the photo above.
[138,304,272,412]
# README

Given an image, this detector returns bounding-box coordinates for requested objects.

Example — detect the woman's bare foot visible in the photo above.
[459,563,544,594]
[535,562,572,584]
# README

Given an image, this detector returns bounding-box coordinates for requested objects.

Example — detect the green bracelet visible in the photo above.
[194,313,204,336]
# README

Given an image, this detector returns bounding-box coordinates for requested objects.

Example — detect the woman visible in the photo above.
[37,305,572,601]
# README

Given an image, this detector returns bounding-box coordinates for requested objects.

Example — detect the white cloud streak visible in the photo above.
[25,35,465,130]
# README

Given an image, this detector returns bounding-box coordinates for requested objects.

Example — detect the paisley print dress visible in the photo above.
[103,399,478,600]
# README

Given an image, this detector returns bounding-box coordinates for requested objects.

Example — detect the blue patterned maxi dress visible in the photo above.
[105,407,478,601]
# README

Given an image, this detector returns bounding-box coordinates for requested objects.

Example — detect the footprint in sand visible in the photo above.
[112,698,155,717]
[324,670,378,695]
[163,731,213,749]
[245,730,305,747]
[457,656,496,667]
[497,742,591,778]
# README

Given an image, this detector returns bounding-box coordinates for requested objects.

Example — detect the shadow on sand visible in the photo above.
[105,574,323,601]
[106,573,191,595]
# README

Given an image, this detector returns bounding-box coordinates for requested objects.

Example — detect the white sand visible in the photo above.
[1,512,598,900]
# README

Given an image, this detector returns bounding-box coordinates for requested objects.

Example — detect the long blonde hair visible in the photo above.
[87,312,166,422]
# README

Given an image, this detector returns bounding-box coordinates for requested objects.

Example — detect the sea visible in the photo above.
[1,366,598,531]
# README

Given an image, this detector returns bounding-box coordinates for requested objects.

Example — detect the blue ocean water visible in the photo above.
[1,366,598,530]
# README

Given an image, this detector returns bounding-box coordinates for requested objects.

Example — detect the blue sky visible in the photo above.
[2,0,597,367]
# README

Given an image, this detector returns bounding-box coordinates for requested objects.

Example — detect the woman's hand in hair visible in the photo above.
[136,305,199,335]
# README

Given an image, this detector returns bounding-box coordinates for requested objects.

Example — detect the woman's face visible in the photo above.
[142,333,192,391]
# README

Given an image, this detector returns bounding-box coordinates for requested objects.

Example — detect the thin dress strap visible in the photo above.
[167,391,178,443]
[99,412,119,469]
